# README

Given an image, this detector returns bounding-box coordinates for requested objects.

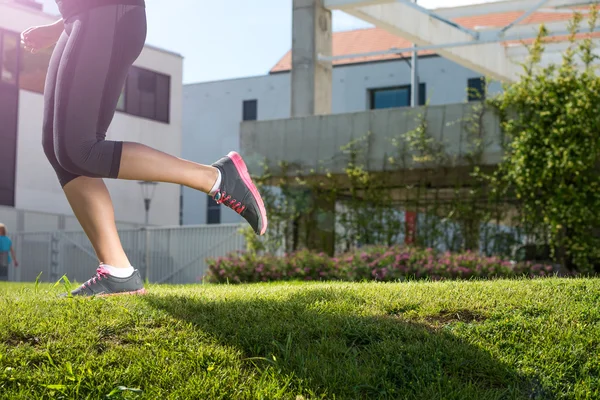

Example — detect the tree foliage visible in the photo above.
[488,6,600,271]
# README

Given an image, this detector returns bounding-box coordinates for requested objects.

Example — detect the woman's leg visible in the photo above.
[44,15,131,273]
[118,143,218,193]
[42,31,78,187]
[52,5,266,237]
[48,6,148,295]
[48,5,263,296]
[63,178,131,270]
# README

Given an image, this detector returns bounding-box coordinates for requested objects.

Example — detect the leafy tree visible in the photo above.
[489,6,600,271]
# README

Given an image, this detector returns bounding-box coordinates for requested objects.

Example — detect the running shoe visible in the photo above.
[64,266,146,297]
[212,151,268,235]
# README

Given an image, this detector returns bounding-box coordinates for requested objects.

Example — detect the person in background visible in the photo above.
[0,223,19,281]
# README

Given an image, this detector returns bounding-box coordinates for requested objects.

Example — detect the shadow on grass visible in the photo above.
[144,287,549,400]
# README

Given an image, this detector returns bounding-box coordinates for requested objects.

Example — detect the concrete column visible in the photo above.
[291,0,332,117]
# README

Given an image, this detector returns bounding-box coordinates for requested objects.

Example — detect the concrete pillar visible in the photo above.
[291,0,332,117]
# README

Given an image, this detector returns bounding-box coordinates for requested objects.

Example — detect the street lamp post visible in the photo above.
[411,0,419,108]
[138,181,158,225]
[138,181,158,282]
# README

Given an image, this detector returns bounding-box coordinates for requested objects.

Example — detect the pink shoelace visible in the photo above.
[215,190,246,214]
[82,266,110,289]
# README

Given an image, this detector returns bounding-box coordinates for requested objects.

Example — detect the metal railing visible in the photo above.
[0,205,143,233]
[7,224,246,285]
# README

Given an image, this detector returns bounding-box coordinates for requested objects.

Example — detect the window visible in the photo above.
[206,195,221,224]
[123,66,171,123]
[468,77,486,101]
[0,29,19,207]
[0,26,53,94]
[1,32,19,85]
[369,83,426,110]
[243,99,257,121]
[18,46,53,93]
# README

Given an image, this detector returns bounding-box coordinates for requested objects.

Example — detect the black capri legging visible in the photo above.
[42,5,147,187]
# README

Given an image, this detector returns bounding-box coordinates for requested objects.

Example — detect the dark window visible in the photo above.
[243,99,257,121]
[14,41,169,122]
[369,83,426,110]
[18,45,52,93]
[0,29,19,207]
[1,32,19,85]
[206,195,221,225]
[468,77,486,101]
[1,26,52,95]
[123,66,170,123]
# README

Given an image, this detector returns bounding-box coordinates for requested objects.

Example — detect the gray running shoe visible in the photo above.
[212,151,268,235]
[65,266,146,297]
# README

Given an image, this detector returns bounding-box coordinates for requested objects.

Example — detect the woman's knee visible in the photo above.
[42,130,80,186]
[54,136,92,176]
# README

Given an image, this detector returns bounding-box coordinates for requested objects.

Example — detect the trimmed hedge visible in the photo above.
[205,246,554,284]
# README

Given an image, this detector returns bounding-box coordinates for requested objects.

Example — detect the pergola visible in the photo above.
[322,0,598,83]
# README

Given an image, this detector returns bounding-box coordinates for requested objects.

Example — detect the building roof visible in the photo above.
[270,7,591,73]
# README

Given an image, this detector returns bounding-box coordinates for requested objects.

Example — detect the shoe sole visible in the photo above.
[96,288,147,297]
[227,151,268,235]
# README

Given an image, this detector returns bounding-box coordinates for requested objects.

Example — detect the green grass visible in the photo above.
[0,278,599,400]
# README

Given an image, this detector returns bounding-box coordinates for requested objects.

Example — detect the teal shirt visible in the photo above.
[0,236,12,263]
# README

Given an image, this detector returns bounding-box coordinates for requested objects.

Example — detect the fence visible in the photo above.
[6,224,246,285]
[0,205,142,233]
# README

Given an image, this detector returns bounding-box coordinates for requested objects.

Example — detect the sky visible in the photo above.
[37,0,498,84]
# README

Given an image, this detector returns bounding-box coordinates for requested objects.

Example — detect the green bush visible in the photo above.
[489,7,600,271]
[206,247,554,284]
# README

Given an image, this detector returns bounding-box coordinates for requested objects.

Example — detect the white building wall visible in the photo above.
[182,55,501,225]
[332,56,502,113]
[182,74,290,225]
[1,1,183,231]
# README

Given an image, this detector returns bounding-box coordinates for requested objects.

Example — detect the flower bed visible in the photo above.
[205,246,555,284]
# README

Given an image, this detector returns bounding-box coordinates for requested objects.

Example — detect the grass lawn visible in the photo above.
[0,278,599,399]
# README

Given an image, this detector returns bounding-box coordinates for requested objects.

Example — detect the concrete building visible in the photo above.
[183,0,587,225]
[241,0,600,176]
[0,0,183,232]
